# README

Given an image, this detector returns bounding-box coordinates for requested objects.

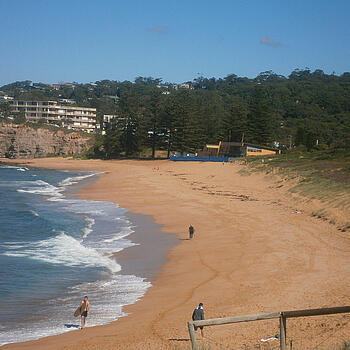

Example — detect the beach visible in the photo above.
[1,158,350,350]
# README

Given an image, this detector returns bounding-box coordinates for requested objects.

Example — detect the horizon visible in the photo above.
[0,0,349,86]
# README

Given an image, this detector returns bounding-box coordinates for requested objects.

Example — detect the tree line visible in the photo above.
[1,69,350,158]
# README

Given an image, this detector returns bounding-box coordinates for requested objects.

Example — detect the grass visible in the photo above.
[239,148,350,197]
[337,342,350,350]
[236,148,350,230]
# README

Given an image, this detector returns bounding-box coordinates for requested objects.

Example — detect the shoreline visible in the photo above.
[67,171,178,283]
[0,166,177,347]
[115,212,178,282]
[1,158,349,350]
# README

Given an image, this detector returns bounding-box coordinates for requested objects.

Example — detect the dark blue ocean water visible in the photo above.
[0,165,150,345]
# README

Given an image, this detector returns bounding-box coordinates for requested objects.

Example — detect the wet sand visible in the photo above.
[115,212,178,281]
[1,158,350,350]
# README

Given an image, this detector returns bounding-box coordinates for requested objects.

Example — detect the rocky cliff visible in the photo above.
[0,123,94,158]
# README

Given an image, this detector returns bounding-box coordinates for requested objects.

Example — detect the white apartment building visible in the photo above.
[10,100,97,133]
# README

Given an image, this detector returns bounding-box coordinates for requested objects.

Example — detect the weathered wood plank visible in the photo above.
[188,306,350,350]
[280,315,287,350]
[192,311,281,327]
[282,306,350,319]
[187,322,198,350]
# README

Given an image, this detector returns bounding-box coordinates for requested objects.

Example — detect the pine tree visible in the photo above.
[247,87,275,145]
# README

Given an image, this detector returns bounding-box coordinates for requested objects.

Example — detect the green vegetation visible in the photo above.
[240,148,350,231]
[243,147,350,184]
[1,69,350,158]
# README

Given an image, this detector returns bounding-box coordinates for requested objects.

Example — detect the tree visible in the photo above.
[305,131,317,151]
[0,102,11,118]
[2,68,350,155]
[295,126,306,146]
[103,128,123,158]
[1,80,32,91]
[134,77,162,86]
[221,95,248,142]
[13,111,26,124]
[247,87,275,145]
[143,88,163,158]
[167,90,199,154]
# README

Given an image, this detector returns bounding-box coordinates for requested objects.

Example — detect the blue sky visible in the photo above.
[0,0,349,85]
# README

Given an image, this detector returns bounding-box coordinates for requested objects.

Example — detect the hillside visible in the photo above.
[1,69,350,158]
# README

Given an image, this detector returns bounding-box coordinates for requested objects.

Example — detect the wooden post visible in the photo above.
[188,322,198,350]
[280,315,287,350]
[187,306,350,350]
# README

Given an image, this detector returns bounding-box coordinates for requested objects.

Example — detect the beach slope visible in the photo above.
[1,158,349,350]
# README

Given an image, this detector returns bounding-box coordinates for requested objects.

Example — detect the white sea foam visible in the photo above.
[103,227,134,243]
[0,165,22,169]
[17,180,63,198]
[59,173,97,187]
[16,171,98,199]
[62,199,113,215]
[0,168,153,346]
[113,217,131,224]
[0,274,150,346]
[3,232,120,273]
[16,167,29,172]
[0,165,28,171]
[30,210,39,217]
[1,244,26,249]
[82,217,95,238]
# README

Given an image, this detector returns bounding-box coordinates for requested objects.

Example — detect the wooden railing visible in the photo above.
[187,306,350,350]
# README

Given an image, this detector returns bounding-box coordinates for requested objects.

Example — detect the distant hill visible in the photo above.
[1,69,350,157]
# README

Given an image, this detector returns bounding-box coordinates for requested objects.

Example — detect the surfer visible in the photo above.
[80,296,90,329]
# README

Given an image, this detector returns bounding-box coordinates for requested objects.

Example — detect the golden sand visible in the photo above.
[1,158,349,350]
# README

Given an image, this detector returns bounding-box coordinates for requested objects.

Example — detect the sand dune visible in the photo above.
[2,158,349,350]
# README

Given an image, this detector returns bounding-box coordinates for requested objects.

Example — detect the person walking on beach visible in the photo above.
[189,224,195,239]
[192,303,205,337]
[80,296,90,329]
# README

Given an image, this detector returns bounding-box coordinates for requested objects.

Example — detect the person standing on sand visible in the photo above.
[80,296,90,329]
[189,225,195,239]
[192,303,205,337]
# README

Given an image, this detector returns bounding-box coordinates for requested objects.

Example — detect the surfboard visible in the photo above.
[74,302,87,317]
[74,306,82,317]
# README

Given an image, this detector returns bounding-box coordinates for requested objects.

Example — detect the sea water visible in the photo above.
[0,165,150,345]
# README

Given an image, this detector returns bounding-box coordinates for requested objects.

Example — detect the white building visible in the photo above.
[0,94,14,101]
[10,100,97,133]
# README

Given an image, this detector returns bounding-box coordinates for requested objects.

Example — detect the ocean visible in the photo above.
[0,165,151,345]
